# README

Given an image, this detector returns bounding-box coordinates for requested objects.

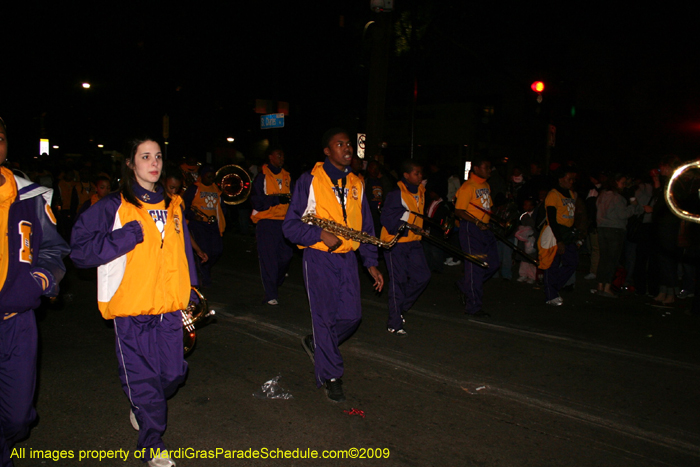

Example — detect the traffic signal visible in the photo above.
[531,81,544,103]
[531,81,545,93]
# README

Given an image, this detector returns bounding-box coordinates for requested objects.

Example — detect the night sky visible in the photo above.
[4,2,700,170]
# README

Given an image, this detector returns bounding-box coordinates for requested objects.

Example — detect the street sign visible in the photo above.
[357,133,366,158]
[261,113,285,129]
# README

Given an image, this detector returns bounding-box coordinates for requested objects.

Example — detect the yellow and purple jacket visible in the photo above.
[0,167,69,316]
[250,164,292,223]
[380,180,425,244]
[70,183,197,319]
[282,159,378,267]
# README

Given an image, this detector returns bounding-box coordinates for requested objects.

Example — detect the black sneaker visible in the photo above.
[301,334,315,364]
[326,378,345,402]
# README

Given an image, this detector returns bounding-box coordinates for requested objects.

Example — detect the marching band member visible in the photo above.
[183,165,225,288]
[283,128,383,403]
[454,155,500,317]
[71,138,197,467]
[75,175,111,220]
[165,170,208,264]
[538,166,579,306]
[0,117,69,467]
[380,159,431,335]
[250,147,294,305]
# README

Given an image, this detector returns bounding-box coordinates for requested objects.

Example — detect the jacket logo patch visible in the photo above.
[173,214,181,234]
[351,186,359,200]
[18,221,33,264]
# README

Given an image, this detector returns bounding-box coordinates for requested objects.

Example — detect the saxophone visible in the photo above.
[300,213,406,250]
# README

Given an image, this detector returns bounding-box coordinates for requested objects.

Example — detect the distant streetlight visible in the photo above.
[52,145,59,149]
[82,82,91,89]
[97,144,104,148]
[227,137,235,143]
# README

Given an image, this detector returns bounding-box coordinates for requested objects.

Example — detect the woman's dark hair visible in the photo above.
[602,173,627,193]
[121,137,170,208]
[164,163,184,183]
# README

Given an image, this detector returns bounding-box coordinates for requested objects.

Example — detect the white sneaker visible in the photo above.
[445,259,462,266]
[129,409,139,431]
[517,276,528,282]
[584,273,596,280]
[148,450,176,467]
[545,297,564,306]
[267,299,278,306]
[387,327,407,335]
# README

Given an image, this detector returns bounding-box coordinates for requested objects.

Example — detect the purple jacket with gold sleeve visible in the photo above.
[0,174,70,315]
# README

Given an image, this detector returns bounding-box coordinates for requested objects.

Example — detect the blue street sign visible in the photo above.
[261,113,285,129]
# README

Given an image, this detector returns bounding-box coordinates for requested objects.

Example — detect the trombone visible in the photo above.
[665,160,700,223]
[403,220,488,268]
[458,210,539,266]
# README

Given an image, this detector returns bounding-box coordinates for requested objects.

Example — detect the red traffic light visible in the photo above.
[531,81,545,93]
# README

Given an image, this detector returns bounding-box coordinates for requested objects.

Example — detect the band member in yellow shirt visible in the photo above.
[538,166,579,306]
[183,165,225,287]
[454,155,499,317]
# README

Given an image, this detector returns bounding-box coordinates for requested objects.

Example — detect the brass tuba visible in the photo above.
[182,287,216,355]
[665,160,700,224]
[215,165,252,205]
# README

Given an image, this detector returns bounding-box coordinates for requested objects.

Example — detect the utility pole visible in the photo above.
[365,5,392,161]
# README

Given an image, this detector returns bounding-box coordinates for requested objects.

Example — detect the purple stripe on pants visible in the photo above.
[114,312,188,460]
[256,219,294,301]
[543,243,579,301]
[0,311,37,467]
[458,223,499,314]
[302,248,361,388]
[385,241,430,330]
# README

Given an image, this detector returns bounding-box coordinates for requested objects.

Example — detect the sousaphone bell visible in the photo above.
[215,165,252,205]
[665,160,700,224]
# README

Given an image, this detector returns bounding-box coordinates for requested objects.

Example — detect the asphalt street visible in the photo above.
[14,232,700,467]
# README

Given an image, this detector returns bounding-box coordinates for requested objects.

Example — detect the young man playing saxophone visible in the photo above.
[282,128,383,402]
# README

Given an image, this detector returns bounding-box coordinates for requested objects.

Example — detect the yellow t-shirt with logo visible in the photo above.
[454,174,492,225]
